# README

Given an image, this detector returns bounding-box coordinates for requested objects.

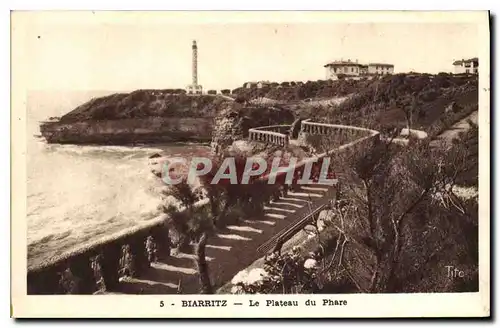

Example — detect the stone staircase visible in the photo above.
[97,184,337,294]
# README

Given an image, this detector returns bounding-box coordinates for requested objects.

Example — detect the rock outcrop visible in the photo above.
[40,91,233,145]
[40,117,214,145]
[40,89,296,147]
[210,101,295,155]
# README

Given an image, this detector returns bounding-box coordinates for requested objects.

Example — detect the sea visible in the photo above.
[27,91,210,268]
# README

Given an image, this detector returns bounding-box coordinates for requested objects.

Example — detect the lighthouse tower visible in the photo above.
[186,40,203,94]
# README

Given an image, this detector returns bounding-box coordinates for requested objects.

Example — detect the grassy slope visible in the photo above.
[58,90,234,123]
[58,74,478,134]
[312,74,478,131]
[233,73,478,134]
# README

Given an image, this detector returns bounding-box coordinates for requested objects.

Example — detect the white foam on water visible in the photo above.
[26,136,210,269]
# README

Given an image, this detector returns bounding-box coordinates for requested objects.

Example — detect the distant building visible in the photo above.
[244,82,258,89]
[324,59,365,80]
[257,81,271,89]
[244,81,271,89]
[367,63,395,75]
[324,59,394,80]
[453,57,478,74]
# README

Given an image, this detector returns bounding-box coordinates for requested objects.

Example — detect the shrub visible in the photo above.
[230,247,320,294]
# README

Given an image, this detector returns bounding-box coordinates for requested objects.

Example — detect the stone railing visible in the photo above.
[252,120,380,186]
[27,216,169,294]
[27,197,208,295]
[256,202,330,257]
[252,121,379,195]
[300,119,379,141]
[248,125,291,147]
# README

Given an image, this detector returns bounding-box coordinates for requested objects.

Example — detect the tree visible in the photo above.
[162,181,215,294]
[390,93,419,133]
[327,136,478,293]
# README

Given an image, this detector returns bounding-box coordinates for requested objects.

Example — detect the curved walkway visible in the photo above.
[434,111,478,144]
[100,184,338,294]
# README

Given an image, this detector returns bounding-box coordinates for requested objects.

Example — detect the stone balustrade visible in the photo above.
[300,119,379,141]
[27,217,173,294]
[248,125,291,147]
[254,120,380,185]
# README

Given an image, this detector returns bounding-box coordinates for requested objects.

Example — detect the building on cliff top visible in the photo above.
[243,81,271,89]
[324,59,394,80]
[452,57,478,74]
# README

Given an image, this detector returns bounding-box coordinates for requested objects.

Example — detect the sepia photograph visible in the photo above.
[10,10,490,318]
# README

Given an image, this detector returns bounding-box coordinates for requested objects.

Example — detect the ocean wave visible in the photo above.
[26,141,212,267]
[41,143,165,157]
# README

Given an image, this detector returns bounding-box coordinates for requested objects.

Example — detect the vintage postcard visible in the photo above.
[11,10,490,318]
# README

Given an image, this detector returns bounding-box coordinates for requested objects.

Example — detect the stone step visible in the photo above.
[263,206,296,213]
[287,191,324,198]
[151,262,197,275]
[216,233,253,241]
[264,213,287,220]
[206,244,232,251]
[119,276,179,290]
[279,196,312,203]
[226,225,263,234]
[270,200,305,208]
[242,219,276,226]
[300,186,330,192]
[172,252,215,262]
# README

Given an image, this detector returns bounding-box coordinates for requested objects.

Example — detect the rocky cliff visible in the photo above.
[40,91,231,145]
[40,117,214,145]
[40,90,295,146]
[210,100,295,154]
[57,90,228,122]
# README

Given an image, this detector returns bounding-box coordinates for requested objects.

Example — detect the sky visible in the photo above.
[15,12,481,93]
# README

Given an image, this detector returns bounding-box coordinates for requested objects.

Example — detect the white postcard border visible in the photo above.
[10,10,491,318]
